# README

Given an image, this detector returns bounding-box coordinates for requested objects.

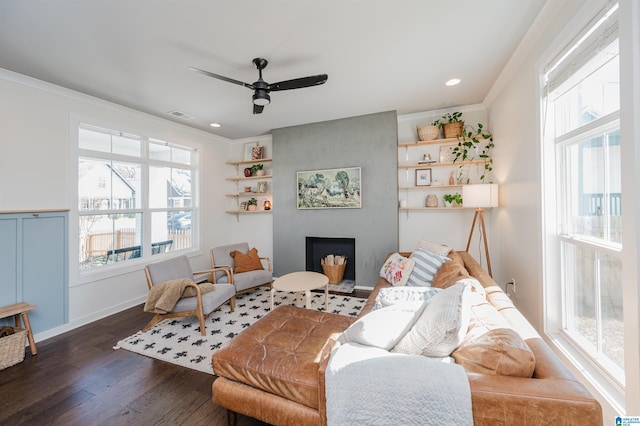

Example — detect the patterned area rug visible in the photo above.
[114,287,366,375]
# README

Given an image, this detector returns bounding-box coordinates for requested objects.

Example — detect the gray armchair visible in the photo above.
[143,255,235,335]
[210,243,273,294]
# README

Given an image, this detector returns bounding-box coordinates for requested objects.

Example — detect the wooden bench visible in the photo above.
[0,302,38,355]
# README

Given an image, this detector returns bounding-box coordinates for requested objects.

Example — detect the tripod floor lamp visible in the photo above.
[462,184,498,277]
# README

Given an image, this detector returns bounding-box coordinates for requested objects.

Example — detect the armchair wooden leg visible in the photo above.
[142,315,162,332]
[197,313,206,336]
[229,296,236,312]
[227,409,237,426]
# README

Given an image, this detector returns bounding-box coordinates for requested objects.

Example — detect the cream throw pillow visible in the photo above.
[392,281,471,357]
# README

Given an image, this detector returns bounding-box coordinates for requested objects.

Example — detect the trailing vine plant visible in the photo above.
[451,122,494,184]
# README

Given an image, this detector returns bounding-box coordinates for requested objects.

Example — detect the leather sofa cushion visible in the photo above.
[432,250,469,289]
[452,291,535,377]
[212,305,354,409]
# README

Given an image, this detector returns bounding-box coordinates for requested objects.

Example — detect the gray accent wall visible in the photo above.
[272,111,399,288]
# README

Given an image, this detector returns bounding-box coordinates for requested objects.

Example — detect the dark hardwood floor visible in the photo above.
[0,304,266,426]
[0,289,370,426]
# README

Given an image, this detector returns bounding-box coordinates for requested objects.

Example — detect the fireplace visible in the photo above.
[305,237,355,281]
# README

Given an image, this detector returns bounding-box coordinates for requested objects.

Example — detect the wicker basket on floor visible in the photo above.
[321,259,347,284]
[0,327,28,370]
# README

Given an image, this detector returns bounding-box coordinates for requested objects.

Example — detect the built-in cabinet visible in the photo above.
[225,158,273,216]
[0,210,68,334]
[398,137,488,210]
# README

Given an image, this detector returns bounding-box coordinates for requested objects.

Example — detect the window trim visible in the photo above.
[73,121,199,284]
[540,1,626,413]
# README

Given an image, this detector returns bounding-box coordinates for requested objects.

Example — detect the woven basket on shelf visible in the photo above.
[0,327,27,370]
[443,121,464,138]
[417,125,439,141]
[321,259,347,284]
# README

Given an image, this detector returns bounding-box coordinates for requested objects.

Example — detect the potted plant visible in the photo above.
[438,111,464,138]
[443,193,463,207]
[247,197,258,211]
[250,163,265,176]
[451,123,494,184]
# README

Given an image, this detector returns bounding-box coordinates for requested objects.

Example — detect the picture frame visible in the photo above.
[239,201,248,211]
[297,167,362,209]
[439,144,457,163]
[243,141,258,161]
[257,181,267,193]
[415,168,432,186]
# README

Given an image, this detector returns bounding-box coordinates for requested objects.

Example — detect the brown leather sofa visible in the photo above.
[211,251,602,425]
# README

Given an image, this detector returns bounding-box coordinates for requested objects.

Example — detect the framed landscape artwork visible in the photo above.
[297,167,362,209]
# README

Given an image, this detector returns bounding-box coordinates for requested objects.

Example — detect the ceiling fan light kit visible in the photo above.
[189,57,327,114]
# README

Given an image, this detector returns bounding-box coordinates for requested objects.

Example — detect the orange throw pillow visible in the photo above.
[231,247,264,273]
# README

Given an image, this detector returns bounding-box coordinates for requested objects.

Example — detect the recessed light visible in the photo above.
[445,79,461,87]
[210,123,221,128]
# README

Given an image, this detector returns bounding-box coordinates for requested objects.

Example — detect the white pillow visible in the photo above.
[406,247,449,287]
[418,238,452,257]
[338,301,426,350]
[373,286,441,310]
[391,281,471,357]
[379,253,415,286]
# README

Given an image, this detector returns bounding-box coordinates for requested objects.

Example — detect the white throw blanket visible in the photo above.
[325,342,473,425]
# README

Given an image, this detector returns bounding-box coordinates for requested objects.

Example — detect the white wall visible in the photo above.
[0,69,233,338]
[397,105,498,274]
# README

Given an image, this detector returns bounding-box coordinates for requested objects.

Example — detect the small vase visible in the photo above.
[425,195,438,207]
[256,169,266,177]
[244,167,252,177]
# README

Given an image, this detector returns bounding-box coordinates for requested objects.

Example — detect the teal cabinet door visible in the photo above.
[0,211,68,334]
[22,214,68,333]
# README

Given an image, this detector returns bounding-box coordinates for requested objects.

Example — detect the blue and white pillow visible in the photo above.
[406,247,449,287]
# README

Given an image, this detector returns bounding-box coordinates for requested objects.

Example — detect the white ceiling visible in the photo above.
[0,0,547,140]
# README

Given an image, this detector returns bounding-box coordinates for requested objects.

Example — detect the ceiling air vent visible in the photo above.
[167,110,194,120]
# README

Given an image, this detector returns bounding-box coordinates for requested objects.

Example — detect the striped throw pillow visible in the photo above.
[406,247,449,287]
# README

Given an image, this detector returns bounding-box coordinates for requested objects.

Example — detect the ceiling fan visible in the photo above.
[189,58,328,114]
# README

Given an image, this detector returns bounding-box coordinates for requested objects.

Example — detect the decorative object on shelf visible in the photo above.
[449,171,455,185]
[250,163,264,176]
[439,144,457,163]
[417,124,439,141]
[415,168,432,186]
[399,200,407,208]
[443,193,463,207]
[247,197,258,211]
[297,167,362,209]
[244,167,252,177]
[426,194,439,207]
[452,122,494,183]
[244,186,252,193]
[263,199,272,211]
[251,144,264,160]
[433,112,464,138]
[257,181,267,193]
[244,141,259,161]
[462,184,499,277]
[240,201,248,211]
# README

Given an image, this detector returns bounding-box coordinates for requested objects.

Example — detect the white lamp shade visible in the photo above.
[462,184,498,208]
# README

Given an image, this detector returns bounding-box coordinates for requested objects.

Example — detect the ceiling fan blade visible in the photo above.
[268,74,328,91]
[253,104,264,114]
[188,67,254,89]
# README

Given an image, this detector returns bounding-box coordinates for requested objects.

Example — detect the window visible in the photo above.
[78,125,196,270]
[542,3,624,385]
